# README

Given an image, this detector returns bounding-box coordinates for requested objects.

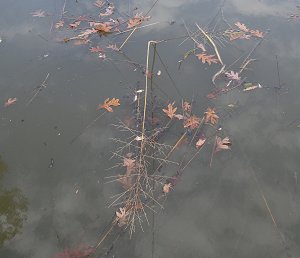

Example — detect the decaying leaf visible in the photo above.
[123,157,135,169]
[225,71,240,81]
[98,98,120,112]
[184,115,201,129]
[215,136,231,152]
[196,53,219,65]
[116,207,129,226]
[234,21,249,32]
[196,135,206,149]
[106,44,119,51]
[127,13,150,28]
[204,108,219,125]
[4,97,17,107]
[31,9,46,18]
[163,183,172,194]
[95,23,112,33]
[163,102,177,119]
[77,28,97,39]
[250,29,264,38]
[196,43,206,52]
[182,101,191,112]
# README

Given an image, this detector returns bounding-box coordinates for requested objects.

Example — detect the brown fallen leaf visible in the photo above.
[234,21,249,32]
[250,29,264,38]
[163,183,172,194]
[100,6,114,17]
[116,207,129,226]
[204,107,219,125]
[184,115,201,129]
[196,135,206,149]
[4,97,17,107]
[95,23,112,33]
[127,13,150,28]
[163,102,177,119]
[97,98,120,112]
[182,101,191,112]
[196,53,219,65]
[215,136,231,152]
[90,46,104,53]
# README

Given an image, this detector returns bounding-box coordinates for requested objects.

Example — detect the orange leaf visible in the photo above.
[196,53,219,65]
[234,22,249,32]
[184,115,200,129]
[204,107,219,124]
[162,102,177,119]
[250,29,264,38]
[98,98,120,112]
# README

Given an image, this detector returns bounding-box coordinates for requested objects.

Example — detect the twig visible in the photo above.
[70,111,107,144]
[119,27,137,50]
[26,73,50,106]
[209,136,217,167]
[195,23,226,85]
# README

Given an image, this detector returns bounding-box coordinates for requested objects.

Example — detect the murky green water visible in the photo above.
[1,0,300,257]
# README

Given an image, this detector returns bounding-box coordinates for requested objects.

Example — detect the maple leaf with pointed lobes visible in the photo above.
[235,22,249,32]
[77,28,97,39]
[196,53,219,65]
[250,29,264,38]
[204,107,219,125]
[31,9,46,18]
[215,136,231,152]
[184,115,201,129]
[163,102,177,119]
[98,98,120,112]
[225,70,241,81]
[127,13,150,28]
[4,98,17,107]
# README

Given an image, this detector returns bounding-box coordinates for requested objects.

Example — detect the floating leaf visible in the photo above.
[204,108,219,125]
[90,46,104,53]
[163,102,177,119]
[95,23,112,33]
[98,98,120,112]
[196,135,206,149]
[250,29,264,38]
[116,207,129,226]
[100,6,114,17]
[225,71,240,81]
[69,21,81,29]
[4,98,17,107]
[31,9,46,18]
[184,115,201,129]
[196,53,219,65]
[163,183,172,194]
[234,22,249,32]
[215,136,231,152]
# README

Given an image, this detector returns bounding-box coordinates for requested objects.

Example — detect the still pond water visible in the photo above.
[1,0,300,257]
